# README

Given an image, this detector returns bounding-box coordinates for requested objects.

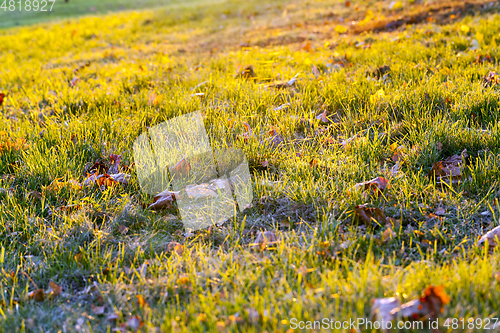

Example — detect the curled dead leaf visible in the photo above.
[371,285,450,324]
[265,75,298,89]
[355,204,387,226]
[117,225,129,235]
[235,64,256,79]
[127,316,143,330]
[253,231,278,250]
[430,149,468,185]
[354,176,390,195]
[109,173,130,185]
[136,295,148,308]
[48,281,61,298]
[166,242,184,255]
[171,157,191,176]
[91,304,106,315]
[28,289,45,302]
[148,190,178,211]
[478,225,500,247]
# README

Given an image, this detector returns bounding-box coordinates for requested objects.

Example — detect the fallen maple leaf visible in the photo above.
[478,225,500,247]
[355,204,387,225]
[0,93,5,107]
[96,174,118,188]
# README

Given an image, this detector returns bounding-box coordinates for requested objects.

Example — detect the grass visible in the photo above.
[1,0,500,331]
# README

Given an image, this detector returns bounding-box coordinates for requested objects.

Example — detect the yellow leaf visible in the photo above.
[335,25,347,34]
[476,32,484,44]
[460,25,470,33]
[389,1,403,10]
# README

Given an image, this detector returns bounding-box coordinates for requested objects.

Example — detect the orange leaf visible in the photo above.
[166,242,184,255]
[49,281,61,297]
[136,295,148,308]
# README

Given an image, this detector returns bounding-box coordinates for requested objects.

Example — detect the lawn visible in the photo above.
[1,0,500,332]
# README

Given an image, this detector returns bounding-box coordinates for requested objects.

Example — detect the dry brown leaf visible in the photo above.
[127,316,143,330]
[315,109,335,125]
[235,64,256,79]
[117,225,129,235]
[83,173,98,187]
[91,304,106,315]
[148,190,178,211]
[311,65,321,78]
[48,281,61,297]
[185,184,219,199]
[167,242,184,255]
[355,177,390,194]
[355,204,387,225]
[253,231,278,250]
[29,289,45,302]
[371,285,450,324]
[434,207,446,216]
[245,308,260,322]
[28,191,42,201]
[44,178,82,194]
[382,227,395,242]
[478,225,500,247]
[371,297,399,322]
[265,75,298,89]
[109,173,130,185]
[171,157,191,176]
[430,149,468,185]
[107,313,119,322]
